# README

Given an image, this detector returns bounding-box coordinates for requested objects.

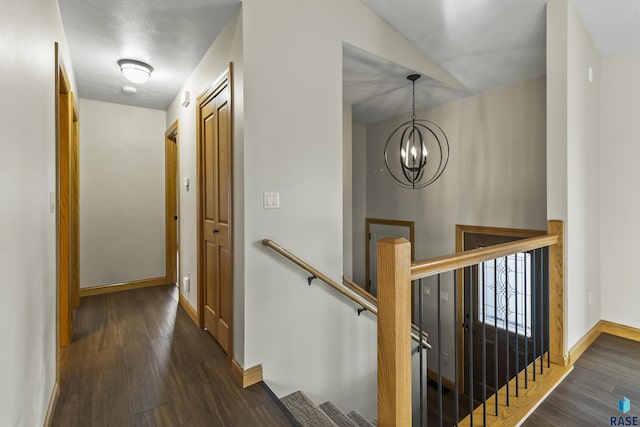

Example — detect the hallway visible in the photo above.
[52,285,294,426]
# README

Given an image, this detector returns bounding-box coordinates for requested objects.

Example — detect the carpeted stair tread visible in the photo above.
[319,402,358,427]
[280,391,337,427]
[346,410,374,427]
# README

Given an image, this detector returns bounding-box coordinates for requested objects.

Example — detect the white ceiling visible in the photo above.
[58,0,640,118]
[573,0,640,57]
[343,43,468,125]
[58,0,240,110]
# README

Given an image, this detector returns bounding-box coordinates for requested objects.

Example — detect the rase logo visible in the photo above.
[611,397,638,426]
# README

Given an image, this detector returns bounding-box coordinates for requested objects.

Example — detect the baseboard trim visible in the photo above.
[568,321,602,364]
[231,359,263,388]
[600,320,640,342]
[43,381,59,427]
[568,319,640,365]
[426,369,455,391]
[179,293,198,326]
[80,277,167,297]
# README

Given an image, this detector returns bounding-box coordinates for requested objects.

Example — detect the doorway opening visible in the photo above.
[165,120,180,289]
[456,225,547,398]
[365,218,415,296]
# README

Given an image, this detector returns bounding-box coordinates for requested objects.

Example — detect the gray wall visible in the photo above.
[80,99,166,288]
[364,76,547,379]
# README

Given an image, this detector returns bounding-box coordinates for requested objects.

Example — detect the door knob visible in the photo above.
[213,229,219,234]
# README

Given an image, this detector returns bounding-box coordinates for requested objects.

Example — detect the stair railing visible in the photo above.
[261,239,430,350]
[377,220,565,427]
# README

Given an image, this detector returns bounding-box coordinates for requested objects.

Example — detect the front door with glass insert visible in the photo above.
[463,233,545,402]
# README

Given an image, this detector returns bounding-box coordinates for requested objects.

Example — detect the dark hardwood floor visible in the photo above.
[524,333,640,426]
[52,285,294,427]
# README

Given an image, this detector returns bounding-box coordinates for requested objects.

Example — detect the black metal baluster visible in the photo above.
[437,274,443,427]
[419,279,425,427]
[494,259,498,416]
[454,271,459,426]
[532,250,537,382]
[515,253,519,398]
[482,263,487,426]
[539,249,544,375]
[546,247,551,369]
[504,256,509,406]
[468,266,474,426]
[524,252,529,389]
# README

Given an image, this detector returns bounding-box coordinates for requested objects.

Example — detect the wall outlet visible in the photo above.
[183,274,190,292]
[440,291,449,302]
[442,352,449,365]
[424,286,431,296]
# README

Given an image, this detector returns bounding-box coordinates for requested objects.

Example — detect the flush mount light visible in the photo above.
[117,59,153,84]
[383,74,450,189]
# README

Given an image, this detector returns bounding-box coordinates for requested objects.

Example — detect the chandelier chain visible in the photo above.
[412,79,416,121]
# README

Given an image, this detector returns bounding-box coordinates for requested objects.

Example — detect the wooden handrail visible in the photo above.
[411,234,559,280]
[342,276,377,306]
[262,239,377,314]
[261,239,431,349]
[343,277,430,346]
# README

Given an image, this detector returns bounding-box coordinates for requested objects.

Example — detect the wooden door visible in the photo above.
[198,71,232,354]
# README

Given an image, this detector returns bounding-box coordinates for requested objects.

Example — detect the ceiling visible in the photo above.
[349,0,640,125]
[58,0,240,110]
[58,0,640,118]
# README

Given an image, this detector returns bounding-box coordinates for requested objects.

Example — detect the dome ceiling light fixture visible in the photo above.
[384,74,450,189]
[117,59,153,84]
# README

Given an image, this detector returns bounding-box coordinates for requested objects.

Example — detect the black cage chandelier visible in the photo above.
[384,74,449,189]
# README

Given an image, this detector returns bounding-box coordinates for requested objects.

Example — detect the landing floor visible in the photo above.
[52,285,294,426]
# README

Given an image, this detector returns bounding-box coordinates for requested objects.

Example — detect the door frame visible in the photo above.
[365,218,415,293]
[455,224,545,394]
[196,64,233,364]
[165,119,180,287]
[70,93,80,310]
[55,43,79,379]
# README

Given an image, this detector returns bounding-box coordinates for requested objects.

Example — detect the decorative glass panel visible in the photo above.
[477,253,531,337]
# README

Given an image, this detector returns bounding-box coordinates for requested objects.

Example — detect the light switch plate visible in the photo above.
[263,192,280,209]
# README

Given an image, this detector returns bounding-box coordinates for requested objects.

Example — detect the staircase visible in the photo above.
[281,391,377,427]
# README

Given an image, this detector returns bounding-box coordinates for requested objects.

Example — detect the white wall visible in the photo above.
[165,7,245,362]
[79,99,166,287]
[343,104,353,278]
[365,76,547,380]
[352,123,367,285]
[240,0,465,419]
[601,49,640,328]
[0,0,76,425]
[547,0,602,351]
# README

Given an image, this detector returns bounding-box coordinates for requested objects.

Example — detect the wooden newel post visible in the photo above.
[547,220,566,365]
[377,238,412,427]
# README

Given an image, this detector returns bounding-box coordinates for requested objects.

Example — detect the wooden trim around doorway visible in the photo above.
[365,218,415,293]
[454,224,546,394]
[165,119,180,287]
